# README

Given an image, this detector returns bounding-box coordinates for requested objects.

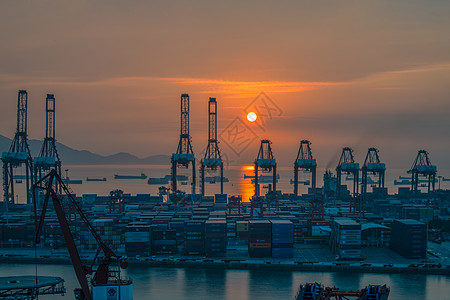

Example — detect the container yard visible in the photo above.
[0,91,450,299]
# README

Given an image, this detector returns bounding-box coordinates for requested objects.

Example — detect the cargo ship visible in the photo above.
[86,177,107,182]
[147,175,188,184]
[244,174,280,179]
[289,179,310,185]
[114,173,147,179]
[251,177,279,184]
[62,178,82,184]
[204,176,229,183]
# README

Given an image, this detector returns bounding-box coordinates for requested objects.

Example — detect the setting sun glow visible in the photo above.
[247,112,257,122]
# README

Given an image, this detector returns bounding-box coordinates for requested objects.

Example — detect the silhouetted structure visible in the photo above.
[200,98,223,196]
[254,140,277,196]
[34,94,62,194]
[408,150,437,194]
[361,147,385,196]
[336,147,359,198]
[2,90,34,205]
[171,94,196,195]
[293,140,317,196]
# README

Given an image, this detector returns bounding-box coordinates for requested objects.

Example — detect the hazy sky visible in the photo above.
[1,1,449,172]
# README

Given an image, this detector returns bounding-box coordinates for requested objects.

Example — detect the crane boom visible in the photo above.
[33,169,121,300]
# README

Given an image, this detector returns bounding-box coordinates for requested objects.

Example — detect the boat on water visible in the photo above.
[86,177,107,182]
[63,178,82,184]
[289,179,310,185]
[147,175,188,185]
[295,282,389,300]
[114,173,147,179]
[244,174,280,179]
[204,176,229,183]
[251,177,279,184]
[148,177,169,185]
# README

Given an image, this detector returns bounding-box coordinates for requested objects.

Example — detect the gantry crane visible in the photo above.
[293,140,317,196]
[200,98,224,196]
[34,169,132,300]
[336,147,359,198]
[361,147,385,196]
[2,90,34,205]
[171,94,196,195]
[34,94,62,195]
[408,150,437,194]
[254,140,277,196]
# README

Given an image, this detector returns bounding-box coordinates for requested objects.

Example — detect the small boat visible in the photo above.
[394,179,411,185]
[251,178,279,184]
[63,178,82,184]
[86,177,107,182]
[244,174,280,179]
[148,177,169,185]
[114,173,147,179]
[290,179,310,185]
[147,175,187,185]
[204,176,229,183]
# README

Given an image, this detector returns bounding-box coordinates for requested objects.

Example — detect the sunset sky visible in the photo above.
[0,1,449,172]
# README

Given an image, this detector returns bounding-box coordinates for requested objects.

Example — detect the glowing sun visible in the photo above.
[247,112,257,122]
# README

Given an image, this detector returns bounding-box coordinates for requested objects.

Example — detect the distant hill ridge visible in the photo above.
[0,134,170,165]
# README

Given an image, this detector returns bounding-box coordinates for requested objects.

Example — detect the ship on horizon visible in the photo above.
[86,177,107,182]
[114,173,147,179]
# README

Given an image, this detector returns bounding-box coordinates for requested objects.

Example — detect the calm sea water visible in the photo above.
[1,264,449,299]
[9,164,450,203]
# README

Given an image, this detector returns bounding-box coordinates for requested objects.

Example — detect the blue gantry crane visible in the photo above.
[171,94,196,195]
[34,94,62,195]
[2,90,34,205]
[200,97,224,196]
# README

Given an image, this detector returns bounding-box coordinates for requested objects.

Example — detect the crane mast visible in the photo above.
[293,140,317,196]
[34,94,62,194]
[171,94,196,195]
[200,98,224,196]
[254,140,277,196]
[2,90,34,205]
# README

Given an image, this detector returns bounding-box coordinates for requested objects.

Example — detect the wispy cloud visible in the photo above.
[1,61,449,95]
[0,74,346,95]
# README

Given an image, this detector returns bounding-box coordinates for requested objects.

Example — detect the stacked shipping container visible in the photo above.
[125,223,151,256]
[271,220,294,258]
[330,219,361,259]
[205,220,227,257]
[184,221,205,255]
[151,228,177,254]
[248,220,271,257]
[390,219,427,259]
